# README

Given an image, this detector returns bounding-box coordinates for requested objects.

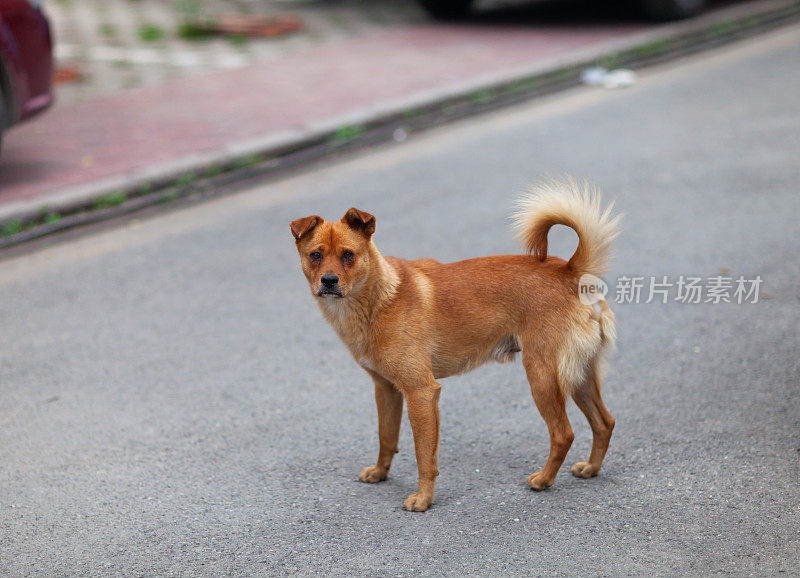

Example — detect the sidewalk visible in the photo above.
[48,0,428,105]
[1,0,798,243]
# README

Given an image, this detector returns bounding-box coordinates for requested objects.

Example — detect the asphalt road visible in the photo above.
[2,26,799,576]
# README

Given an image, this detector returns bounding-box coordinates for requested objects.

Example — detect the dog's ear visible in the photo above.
[290,215,322,241]
[342,208,376,238]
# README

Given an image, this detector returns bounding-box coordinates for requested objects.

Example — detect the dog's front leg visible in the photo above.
[359,371,403,483]
[401,378,441,512]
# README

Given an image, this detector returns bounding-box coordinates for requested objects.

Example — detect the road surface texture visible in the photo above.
[1,26,798,575]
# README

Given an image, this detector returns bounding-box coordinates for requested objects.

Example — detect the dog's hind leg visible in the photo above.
[523,351,574,491]
[359,371,404,483]
[570,364,615,479]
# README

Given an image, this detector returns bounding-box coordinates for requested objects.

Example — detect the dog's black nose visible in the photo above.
[321,274,339,288]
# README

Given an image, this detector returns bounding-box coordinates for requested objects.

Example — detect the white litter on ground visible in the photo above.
[581,67,638,89]
[581,67,608,86]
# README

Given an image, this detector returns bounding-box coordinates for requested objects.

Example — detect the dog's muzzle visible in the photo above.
[317,274,343,297]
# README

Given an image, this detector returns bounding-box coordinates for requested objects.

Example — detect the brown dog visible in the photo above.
[290,179,621,511]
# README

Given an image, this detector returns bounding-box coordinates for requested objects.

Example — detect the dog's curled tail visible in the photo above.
[512,178,622,277]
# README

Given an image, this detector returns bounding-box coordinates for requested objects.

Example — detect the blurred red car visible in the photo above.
[0,0,53,152]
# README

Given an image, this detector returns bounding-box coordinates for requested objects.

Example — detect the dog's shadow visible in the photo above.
[278,430,618,513]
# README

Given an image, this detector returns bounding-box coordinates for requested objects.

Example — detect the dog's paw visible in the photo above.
[526,471,554,491]
[570,461,599,479]
[358,466,388,483]
[402,493,432,512]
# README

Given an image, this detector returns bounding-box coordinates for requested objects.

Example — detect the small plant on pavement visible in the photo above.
[92,192,128,210]
[1,220,24,238]
[230,154,262,170]
[332,125,366,143]
[175,173,198,188]
[44,212,62,225]
[176,0,217,41]
[177,21,216,41]
[138,23,166,42]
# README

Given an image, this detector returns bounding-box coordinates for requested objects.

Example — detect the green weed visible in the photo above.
[44,212,62,225]
[92,192,128,210]
[175,173,198,188]
[1,220,24,237]
[332,125,366,142]
[177,21,216,41]
[138,23,166,42]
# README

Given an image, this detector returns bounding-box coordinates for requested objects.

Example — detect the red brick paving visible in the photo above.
[0,23,644,206]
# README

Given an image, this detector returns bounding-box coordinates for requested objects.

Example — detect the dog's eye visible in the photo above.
[310,251,322,261]
[342,250,354,261]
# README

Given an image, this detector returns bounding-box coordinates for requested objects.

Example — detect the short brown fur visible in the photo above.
[290,180,620,511]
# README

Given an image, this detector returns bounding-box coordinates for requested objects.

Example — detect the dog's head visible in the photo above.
[290,208,376,300]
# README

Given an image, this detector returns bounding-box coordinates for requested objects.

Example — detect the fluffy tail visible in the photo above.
[512,178,622,277]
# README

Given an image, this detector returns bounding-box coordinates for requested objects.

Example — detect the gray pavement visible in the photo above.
[1,25,799,575]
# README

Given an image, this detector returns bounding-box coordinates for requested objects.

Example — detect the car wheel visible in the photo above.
[417,0,474,20]
[640,0,706,20]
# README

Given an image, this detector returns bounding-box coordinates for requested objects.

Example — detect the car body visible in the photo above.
[418,0,707,21]
[0,0,54,150]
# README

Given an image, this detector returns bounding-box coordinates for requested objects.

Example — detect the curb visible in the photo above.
[2,0,799,252]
